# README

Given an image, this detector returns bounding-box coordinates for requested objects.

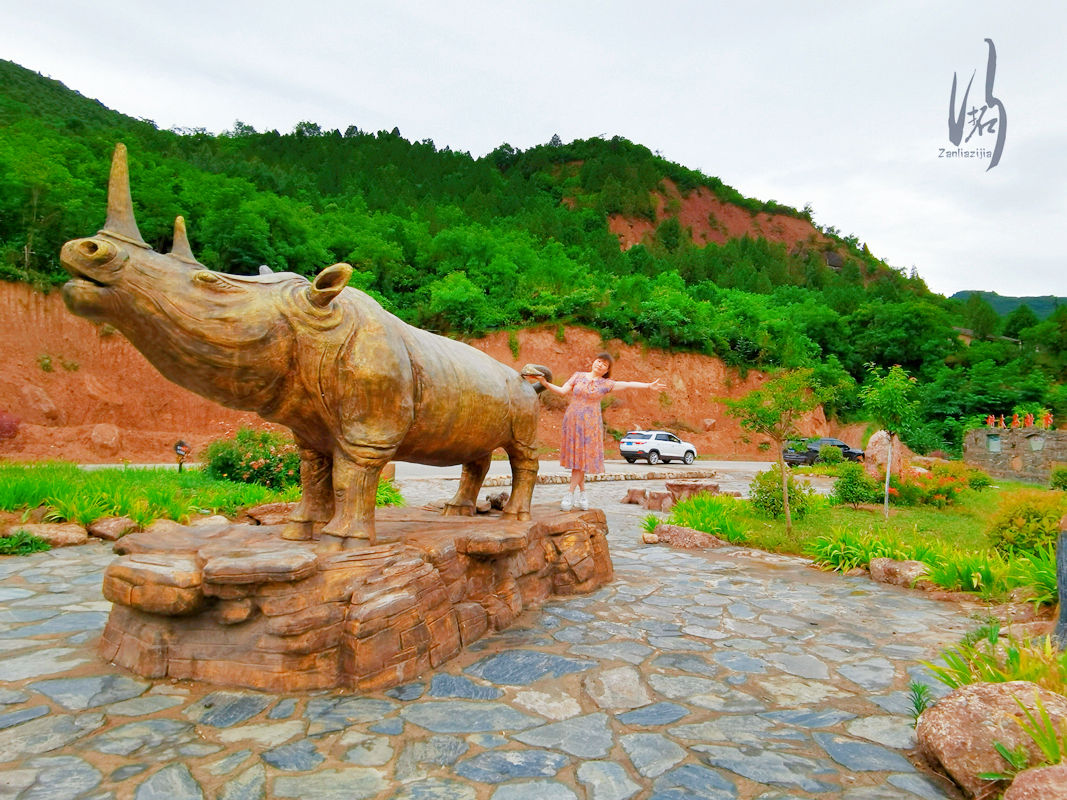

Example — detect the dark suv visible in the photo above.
[783,437,864,466]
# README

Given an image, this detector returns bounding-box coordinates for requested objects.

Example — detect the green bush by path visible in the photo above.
[0,530,51,556]
[830,462,880,508]
[1050,466,1067,491]
[749,465,817,520]
[986,489,1067,556]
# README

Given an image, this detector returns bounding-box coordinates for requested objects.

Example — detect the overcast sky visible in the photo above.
[3,1,1064,299]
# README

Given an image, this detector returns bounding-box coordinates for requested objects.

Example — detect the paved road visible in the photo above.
[0,476,973,799]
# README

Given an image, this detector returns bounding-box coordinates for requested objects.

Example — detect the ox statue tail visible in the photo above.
[520,364,553,394]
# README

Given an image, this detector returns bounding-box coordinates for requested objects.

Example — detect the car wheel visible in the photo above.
[683,451,695,465]
[647,451,661,465]
[625,457,636,464]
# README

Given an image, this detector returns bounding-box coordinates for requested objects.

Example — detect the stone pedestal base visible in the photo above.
[99,506,612,692]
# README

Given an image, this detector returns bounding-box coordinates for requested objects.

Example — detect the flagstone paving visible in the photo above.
[0,476,977,799]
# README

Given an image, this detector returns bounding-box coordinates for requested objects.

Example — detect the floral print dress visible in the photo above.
[559,373,616,473]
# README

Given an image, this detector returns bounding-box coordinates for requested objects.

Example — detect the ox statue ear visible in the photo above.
[307,263,353,308]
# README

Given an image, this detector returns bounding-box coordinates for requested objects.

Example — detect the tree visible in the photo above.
[963,293,1000,339]
[1002,304,1039,339]
[723,369,826,534]
[859,364,918,519]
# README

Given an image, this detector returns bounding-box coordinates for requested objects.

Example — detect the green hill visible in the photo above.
[1,58,1064,455]
[950,291,1064,319]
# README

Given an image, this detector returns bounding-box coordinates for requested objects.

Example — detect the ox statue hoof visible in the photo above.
[442,503,476,517]
[281,521,315,541]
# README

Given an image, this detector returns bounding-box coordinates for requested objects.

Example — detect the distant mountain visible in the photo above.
[950,291,1064,319]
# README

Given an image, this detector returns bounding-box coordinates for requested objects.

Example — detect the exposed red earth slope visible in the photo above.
[605,178,829,252]
[0,282,862,465]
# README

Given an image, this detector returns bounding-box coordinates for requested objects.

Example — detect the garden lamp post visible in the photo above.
[174,440,191,473]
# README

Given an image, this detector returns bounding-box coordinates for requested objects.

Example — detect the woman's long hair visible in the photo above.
[595,351,614,379]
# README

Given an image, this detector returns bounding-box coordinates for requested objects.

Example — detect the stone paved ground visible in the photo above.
[0,476,979,800]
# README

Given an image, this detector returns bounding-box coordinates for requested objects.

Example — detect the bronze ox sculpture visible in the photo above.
[60,144,549,549]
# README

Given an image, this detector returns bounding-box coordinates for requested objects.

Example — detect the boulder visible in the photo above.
[652,524,727,549]
[665,479,720,504]
[868,557,929,587]
[641,531,659,544]
[88,516,138,541]
[20,384,61,424]
[0,409,19,440]
[864,430,913,478]
[643,491,674,512]
[917,681,1067,798]
[1003,763,1067,800]
[90,423,122,455]
[621,488,648,505]
[7,522,87,547]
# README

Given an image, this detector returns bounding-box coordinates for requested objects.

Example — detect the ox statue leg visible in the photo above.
[283,448,334,541]
[502,440,538,521]
[318,448,388,551]
[443,454,492,516]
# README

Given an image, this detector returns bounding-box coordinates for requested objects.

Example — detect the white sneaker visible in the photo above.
[560,493,573,511]
[577,491,590,510]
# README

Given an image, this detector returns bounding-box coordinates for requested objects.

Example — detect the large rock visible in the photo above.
[7,522,88,547]
[652,524,726,549]
[245,503,297,526]
[665,479,719,504]
[20,384,61,424]
[916,681,1067,798]
[88,516,138,541]
[868,558,929,587]
[1003,763,1067,800]
[89,423,122,455]
[864,430,914,478]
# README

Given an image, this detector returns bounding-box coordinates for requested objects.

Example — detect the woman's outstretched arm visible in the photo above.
[537,373,577,397]
[612,378,666,391]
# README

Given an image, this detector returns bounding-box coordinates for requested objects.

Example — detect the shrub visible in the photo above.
[925,550,1010,597]
[888,467,968,508]
[968,469,993,490]
[830,462,880,508]
[1051,467,1067,491]
[667,493,748,544]
[817,444,844,464]
[986,490,1067,556]
[204,429,301,489]
[0,530,52,556]
[749,465,816,519]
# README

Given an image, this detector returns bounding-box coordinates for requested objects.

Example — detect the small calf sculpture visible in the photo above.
[60,144,548,549]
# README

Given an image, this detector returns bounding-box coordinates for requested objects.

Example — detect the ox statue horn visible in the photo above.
[101,143,148,248]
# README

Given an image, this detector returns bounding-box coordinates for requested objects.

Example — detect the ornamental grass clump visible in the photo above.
[666,493,748,544]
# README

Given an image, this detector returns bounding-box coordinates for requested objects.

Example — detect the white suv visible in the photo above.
[619,430,697,465]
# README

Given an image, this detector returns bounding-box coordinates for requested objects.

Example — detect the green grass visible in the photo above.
[666,476,1063,604]
[0,461,404,531]
[0,462,299,527]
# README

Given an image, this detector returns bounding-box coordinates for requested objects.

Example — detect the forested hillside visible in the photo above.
[1,59,1064,454]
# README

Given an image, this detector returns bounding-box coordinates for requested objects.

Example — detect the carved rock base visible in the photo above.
[99,506,612,692]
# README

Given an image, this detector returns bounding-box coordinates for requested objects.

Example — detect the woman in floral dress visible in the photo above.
[537,353,665,510]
